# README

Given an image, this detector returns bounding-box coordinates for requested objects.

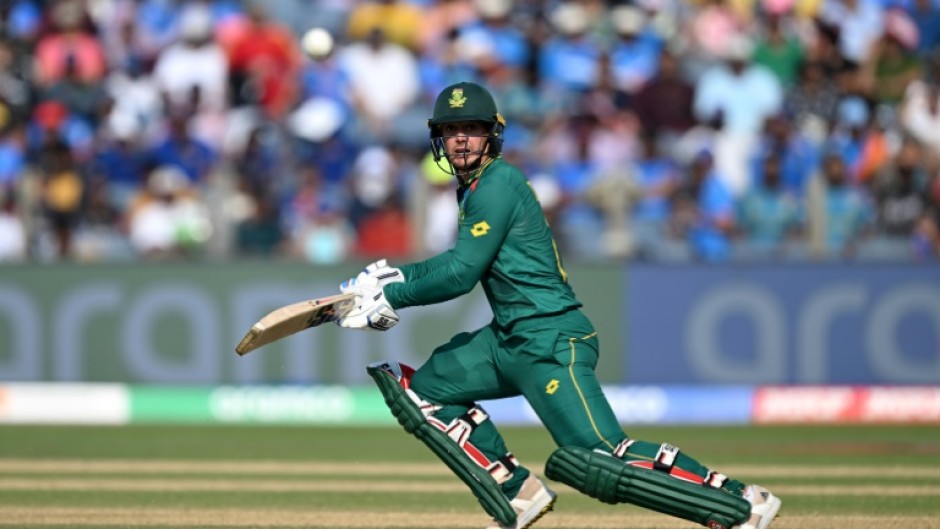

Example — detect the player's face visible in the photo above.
[441,121,489,171]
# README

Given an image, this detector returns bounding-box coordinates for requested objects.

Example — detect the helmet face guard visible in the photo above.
[429,120,505,163]
[428,82,506,170]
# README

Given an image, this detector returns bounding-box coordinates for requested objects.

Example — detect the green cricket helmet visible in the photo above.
[428,81,506,163]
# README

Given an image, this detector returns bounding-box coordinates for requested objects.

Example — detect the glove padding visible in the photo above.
[340,259,404,293]
[338,259,405,331]
[338,289,399,331]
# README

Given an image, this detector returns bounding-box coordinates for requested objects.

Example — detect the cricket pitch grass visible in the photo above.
[1,424,938,528]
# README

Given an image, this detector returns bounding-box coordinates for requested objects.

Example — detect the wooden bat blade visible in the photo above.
[235,293,356,356]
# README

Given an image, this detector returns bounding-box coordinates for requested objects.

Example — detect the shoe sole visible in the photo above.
[485,489,557,529]
[518,493,557,529]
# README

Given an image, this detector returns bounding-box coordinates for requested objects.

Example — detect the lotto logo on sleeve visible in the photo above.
[471,221,491,237]
[545,380,560,394]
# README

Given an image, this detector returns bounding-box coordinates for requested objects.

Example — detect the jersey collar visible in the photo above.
[457,157,498,189]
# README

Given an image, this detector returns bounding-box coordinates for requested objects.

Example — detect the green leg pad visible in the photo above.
[367,365,516,526]
[546,446,749,529]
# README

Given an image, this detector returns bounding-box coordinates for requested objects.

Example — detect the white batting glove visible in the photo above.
[339,259,404,294]
[338,259,404,331]
[338,287,399,331]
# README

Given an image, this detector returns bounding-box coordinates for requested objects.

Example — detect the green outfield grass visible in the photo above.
[1,424,939,528]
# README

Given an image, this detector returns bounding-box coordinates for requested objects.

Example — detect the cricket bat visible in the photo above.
[235,293,357,355]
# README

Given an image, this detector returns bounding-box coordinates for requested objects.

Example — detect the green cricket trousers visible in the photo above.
[409,308,746,498]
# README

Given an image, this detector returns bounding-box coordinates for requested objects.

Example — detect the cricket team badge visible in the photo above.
[449,88,467,108]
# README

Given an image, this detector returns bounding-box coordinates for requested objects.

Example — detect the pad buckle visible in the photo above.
[654,443,679,473]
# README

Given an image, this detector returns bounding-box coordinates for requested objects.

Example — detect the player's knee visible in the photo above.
[405,368,432,399]
[406,366,451,406]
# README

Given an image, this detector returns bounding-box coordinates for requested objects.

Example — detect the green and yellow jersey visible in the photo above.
[384,158,581,330]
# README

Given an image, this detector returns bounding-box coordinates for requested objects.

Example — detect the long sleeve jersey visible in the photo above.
[384,158,581,330]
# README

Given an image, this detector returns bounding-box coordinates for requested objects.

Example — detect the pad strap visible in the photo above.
[705,470,729,489]
[441,407,488,447]
[612,439,635,458]
[654,443,680,473]
[487,454,519,484]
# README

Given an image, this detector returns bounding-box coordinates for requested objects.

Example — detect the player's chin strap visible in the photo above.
[367,361,517,526]
[545,444,750,529]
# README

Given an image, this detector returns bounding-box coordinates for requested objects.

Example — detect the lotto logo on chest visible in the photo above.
[471,221,491,237]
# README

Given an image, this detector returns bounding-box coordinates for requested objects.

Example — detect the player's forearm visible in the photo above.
[400,250,454,281]
[385,255,480,309]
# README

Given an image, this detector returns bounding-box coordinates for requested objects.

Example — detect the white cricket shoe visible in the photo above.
[735,484,782,529]
[485,474,557,529]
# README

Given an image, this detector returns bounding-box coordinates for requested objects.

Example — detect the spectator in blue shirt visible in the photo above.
[418,27,484,106]
[147,108,217,185]
[90,120,149,211]
[631,132,680,259]
[670,149,736,262]
[825,95,887,185]
[608,5,662,95]
[907,0,940,57]
[5,0,41,42]
[134,0,181,62]
[817,151,875,259]
[538,2,604,97]
[749,114,820,197]
[26,100,95,161]
[458,0,531,69]
[0,130,25,191]
[737,154,804,260]
[299,29,352,114]
[548,111,614,261]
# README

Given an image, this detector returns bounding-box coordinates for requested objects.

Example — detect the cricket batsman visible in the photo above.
[336,81,781,529]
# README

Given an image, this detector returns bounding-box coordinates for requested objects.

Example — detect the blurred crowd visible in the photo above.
[1,0,939,264]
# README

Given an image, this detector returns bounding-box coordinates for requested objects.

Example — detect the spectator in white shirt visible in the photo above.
[900,68,940,166]
[337,27,420,142]
[0,190,26,262]
[128,165,211,258]
[820,0,885,65]
[694,35,783,196]
[152,4,228,113]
